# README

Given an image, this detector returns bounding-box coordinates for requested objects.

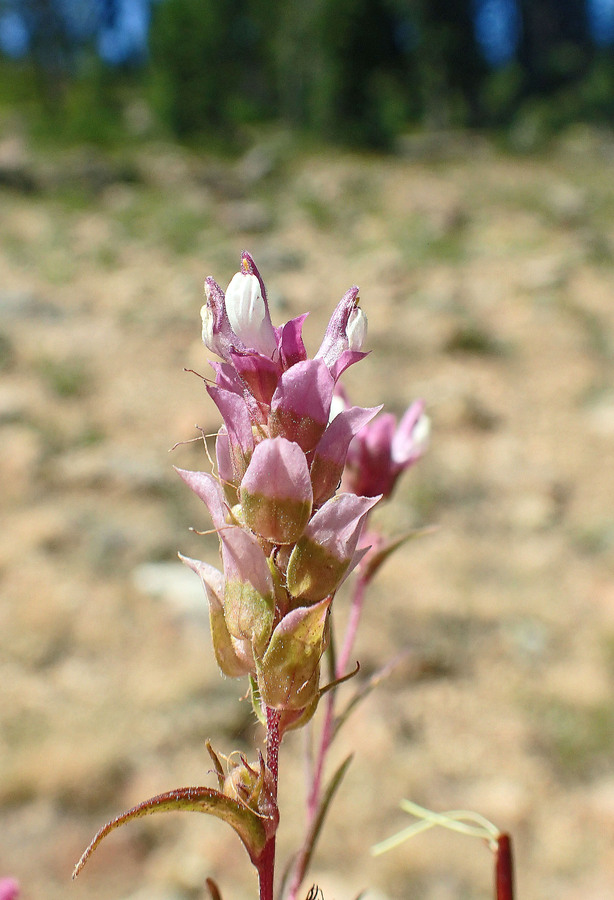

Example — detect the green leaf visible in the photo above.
[284,754,353,896]
[306,754,353,871]
[250,674,266,725]
[72,785,268,877]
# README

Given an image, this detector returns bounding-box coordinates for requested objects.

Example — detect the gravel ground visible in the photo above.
[2,126,614,900]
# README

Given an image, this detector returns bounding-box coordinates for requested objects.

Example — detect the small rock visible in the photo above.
[520,255,568,292]
[584,391,614,436]
[509,489,557,532]
[0,291,62,321]
[0,424,43,501]
[132,562,206,618]
[52,447,168,491]
[0,385,28,423]
[545,183,587,226]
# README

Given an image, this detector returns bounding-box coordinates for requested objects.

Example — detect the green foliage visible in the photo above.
[147,0,275,142]
[4,3,614,150]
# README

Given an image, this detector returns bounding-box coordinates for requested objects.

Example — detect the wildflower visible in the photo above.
[180,253,377,719]
[286,493,380,603]
[342,397,430,499]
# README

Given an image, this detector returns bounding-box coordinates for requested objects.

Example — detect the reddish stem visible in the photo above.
[287,574,370,899]
[495,833,515,900]
[335,573,368,681]
[258,707,281,900]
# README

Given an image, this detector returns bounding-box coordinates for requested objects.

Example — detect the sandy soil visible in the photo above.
[1,125,614,900]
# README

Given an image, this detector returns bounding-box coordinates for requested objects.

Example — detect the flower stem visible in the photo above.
[495,833,515,900]
[287,573,370,899]
[259,707,281,900]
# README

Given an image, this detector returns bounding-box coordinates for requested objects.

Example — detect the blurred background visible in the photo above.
[2,2,614,899]
[3,0,614,147]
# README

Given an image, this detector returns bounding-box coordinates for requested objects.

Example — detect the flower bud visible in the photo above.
[315,285,368,378]
[225,271,277,358]
[346,306,368,351]
[256,599,330,711]
[286,493,380,603]
[220,526,275,654]
[240,437,313,544]
[344,399,429,498]
[201,276,236,360]
[310,404,381,505]
[269,359,334,452]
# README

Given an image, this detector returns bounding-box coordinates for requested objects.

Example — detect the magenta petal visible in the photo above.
[230,349,280,406]
[0,880,19,900]
[362,412,397,457]
[174,468,227,530]
[207,385,254,479]
[241,437,312,505]
[240,437,313,543]
[343,412,398,497]
[220,526,274,603]
[315,285,360,370]
[304,492,381,562]
[311,405,382,505]
[279,313,308,369]
[215,426,235,488]
[329,349,368,382]
[270,359,334,452]
[391,399,429,465]
[210,361,245,395]
[201,276,241,361]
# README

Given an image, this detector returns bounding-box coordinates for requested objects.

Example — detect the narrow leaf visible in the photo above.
[206,877,224,900]
[299,754,353,885]
[250,674,266,725]
[361,526,436,582]
[72,786,267,878]
[333,652,408,739]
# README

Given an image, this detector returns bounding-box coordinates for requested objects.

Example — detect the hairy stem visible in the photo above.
[258,707,282,900]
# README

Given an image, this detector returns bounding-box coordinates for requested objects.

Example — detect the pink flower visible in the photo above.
[310,403,381,505]
[180,253,378,714]
[201,252,368,433]
[240,437,313,544]
[343,398,430,499]
[286,493,380,603]
[0,879,19,900]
